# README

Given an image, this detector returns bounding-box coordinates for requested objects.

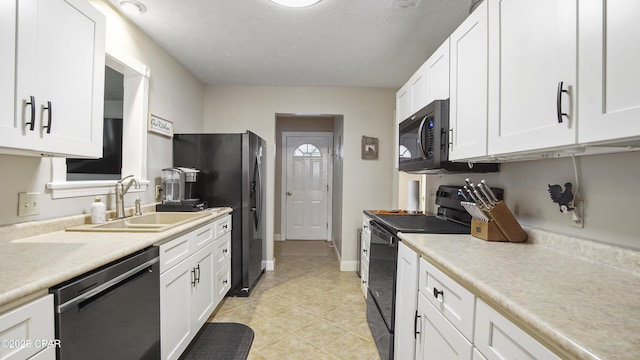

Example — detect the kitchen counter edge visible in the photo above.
[0,208,232,310]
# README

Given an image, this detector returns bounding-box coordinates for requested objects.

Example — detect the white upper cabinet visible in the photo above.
[397,82,412,124]
[424,39,450,104]
[578,0,640,143]
[0,0,17,144]
[1,0,105,158]
[487,0,577,155]
[449,1,489,160]
[409,63,429,115]
[396,39,450,125]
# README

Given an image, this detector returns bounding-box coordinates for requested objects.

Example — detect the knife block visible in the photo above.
[469,201,527,242]
[471,220,507,242]
[485,201,527,242]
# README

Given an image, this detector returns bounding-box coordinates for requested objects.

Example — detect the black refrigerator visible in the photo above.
[173,131,266,297]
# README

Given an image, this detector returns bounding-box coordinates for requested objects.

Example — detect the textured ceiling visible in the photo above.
[112,0,473,88]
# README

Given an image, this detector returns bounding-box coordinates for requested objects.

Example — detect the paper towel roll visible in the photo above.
[407,180,419,213]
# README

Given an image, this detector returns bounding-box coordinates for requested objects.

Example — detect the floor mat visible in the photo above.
[278,240,330,256]
[180,322,254,360]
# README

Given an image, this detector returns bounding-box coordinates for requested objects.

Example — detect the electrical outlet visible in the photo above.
[570,201,584,228]
[18,192,40,217]
[155,185,163,200]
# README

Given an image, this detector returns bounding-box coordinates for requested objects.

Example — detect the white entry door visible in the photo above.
[285,135,330,240]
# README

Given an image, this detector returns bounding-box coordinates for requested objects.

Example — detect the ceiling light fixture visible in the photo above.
[269,0,323,8]
[119,0,147,15]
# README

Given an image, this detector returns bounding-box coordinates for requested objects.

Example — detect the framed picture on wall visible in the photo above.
[361,136,378,160]
[148,114,174,138]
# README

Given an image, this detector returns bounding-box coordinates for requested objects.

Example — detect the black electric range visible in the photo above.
[364,185,503,360]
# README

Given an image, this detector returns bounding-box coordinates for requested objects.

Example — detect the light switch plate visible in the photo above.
[18,192,40,217]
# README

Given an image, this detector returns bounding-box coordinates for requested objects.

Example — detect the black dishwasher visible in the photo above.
[49,246,160,360]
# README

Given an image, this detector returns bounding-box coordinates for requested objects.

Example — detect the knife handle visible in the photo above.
[480,180,500,202]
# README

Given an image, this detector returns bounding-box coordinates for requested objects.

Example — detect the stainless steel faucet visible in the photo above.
[115,175,140,219]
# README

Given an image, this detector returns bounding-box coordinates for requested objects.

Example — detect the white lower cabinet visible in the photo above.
[160,254,195,360]
[419,258,475,341]
[360,214,371,298]
[474,299,560,360]
[403,256,560,360]
[190,243,216,332]
[394,242,419,360]
[473,347,488,360]
[416,292,473,360]
[160,214,232,360]
[0,294,54,360]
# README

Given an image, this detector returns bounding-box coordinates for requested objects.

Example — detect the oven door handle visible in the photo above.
[369,221,397,246]
[55,257,159,313]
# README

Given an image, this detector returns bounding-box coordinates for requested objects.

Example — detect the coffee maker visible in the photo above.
[156,167,207,212]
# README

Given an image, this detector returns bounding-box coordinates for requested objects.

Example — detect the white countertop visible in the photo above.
[399,231,640,360]
[0,208,232,309]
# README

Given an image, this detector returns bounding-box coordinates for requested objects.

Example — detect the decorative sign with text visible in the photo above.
[148,114,173,138]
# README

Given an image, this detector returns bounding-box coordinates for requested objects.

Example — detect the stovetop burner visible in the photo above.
[368,213,469,235]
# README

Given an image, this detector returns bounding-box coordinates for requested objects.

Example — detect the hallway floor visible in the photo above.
[208,240,381,360]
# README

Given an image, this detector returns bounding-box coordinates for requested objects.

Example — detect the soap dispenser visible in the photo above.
[91,197,106,224]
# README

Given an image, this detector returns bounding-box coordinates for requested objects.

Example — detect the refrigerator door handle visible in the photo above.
[255,152,263,230]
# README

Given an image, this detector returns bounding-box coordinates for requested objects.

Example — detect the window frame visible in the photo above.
[46,52,150,199]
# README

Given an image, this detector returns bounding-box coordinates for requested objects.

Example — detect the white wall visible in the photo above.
[202,85,396,269]
[420,151,640,250]
[0,0,204,226]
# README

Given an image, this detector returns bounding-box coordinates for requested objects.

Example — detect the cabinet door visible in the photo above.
[191,243,216,330]
[416,292,473,360]
[449,1,489,160]
[215,231,232,268]
[419,258,476,341]
[160,259,194,360]
[410,64,429,114]
[360,217,371,297]
[360,261,369,298]
[425,39,450,104]
[487,0,577,155]
[578,0,640,143]
[215,261,232,303]
[475,300,560,360]
[14,0,105,157]
[397,82,412,123]
[0,295,54,360]
[0,0,17,145]
[394,242,419,360]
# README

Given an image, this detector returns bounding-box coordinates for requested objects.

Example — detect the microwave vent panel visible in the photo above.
[391,0,422,9]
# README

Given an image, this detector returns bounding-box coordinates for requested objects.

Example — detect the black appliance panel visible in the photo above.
[173,132,266,297]
[398,100,448,172]
[398,100,499,173]
[50,247,160,360]
[373,214,470,235]
[367,221,398,360]
[366,291,394,360]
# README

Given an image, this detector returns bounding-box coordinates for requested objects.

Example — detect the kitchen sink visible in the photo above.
[66,211,211,232]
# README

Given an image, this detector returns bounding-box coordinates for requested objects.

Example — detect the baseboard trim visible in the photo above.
[263,259,275,271]
[274,234,282,241]
[340,260,358,272]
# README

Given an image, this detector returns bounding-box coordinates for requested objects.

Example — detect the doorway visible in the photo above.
[282,132,333,240]
[274,115,340,243]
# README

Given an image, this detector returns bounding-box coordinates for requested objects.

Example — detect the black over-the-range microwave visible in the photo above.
[398,99,499,173]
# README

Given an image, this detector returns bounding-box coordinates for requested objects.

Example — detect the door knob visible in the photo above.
[287,192,292,196]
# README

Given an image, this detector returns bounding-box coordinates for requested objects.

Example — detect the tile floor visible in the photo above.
[208,240,381,360]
